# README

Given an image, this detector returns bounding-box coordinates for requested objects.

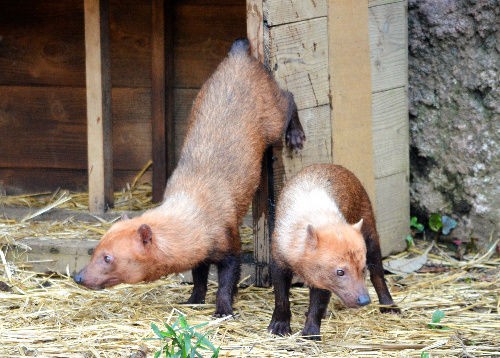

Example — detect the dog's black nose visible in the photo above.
[74,271,83,284]
[357,294,371,306]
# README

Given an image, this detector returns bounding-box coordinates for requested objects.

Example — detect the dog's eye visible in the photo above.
[104,255,113,264]
[336,269,345,276]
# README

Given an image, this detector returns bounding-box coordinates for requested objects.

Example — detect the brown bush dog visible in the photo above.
[74,38,305,317]
[268,164,399,339]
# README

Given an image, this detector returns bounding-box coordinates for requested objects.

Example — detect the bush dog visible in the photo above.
[268,164,399,338]
[74,38,305,317]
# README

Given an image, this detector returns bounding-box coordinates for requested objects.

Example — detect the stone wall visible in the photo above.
[408,0,499,242]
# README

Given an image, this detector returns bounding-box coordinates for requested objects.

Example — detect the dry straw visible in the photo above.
[0,180,498,357]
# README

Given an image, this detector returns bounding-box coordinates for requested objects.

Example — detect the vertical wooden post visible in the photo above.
[151,0,175,203]
[328,0,375,204]
[247,0,271,287]
[84,0,113,214]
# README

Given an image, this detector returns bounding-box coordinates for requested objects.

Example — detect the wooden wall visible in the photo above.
[251,0,409,257]
[0,0,246,194]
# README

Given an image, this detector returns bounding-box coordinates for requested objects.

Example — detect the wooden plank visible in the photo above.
[109,0,151,88]
[368,0,405,8]
[273,104,332,196]
[328,0,376,203]
[0,0,85,87]
[151,0,168,202]
[264,0,327,26]
[0,0,151,88]
[174,1,247,88]
[372,87,409,178]
[0,168,151,195]
[269,17,329,110]
[6,238,256,284]
[84,0,113,213]
[247,0,271,287]
[0,86,150,171]
[5,238,97,275]
[369,0,407,92]
[375,172,408,256]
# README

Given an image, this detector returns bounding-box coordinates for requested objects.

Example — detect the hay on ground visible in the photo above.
[0,183,498,357]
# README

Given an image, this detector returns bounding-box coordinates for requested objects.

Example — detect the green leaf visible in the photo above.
[420,352,430,358]
[410,216,424,232]
[151,323,167,339]
[178,316,189,329]
[154,351,161,358]
[428,309,449,329]
[429,213,443,232]
[431,309,445,323]
[405,235,414,249]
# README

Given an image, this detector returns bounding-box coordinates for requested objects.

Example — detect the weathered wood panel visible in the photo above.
[264,0,327,26]
[0,86,150,170]
[329,0,375,202]
[273,104,332,196]
[0,0,151,88]
[109,0,151,87]
[0,0,85,86]
[372,87,408,179]
[375,171,409,256]
[174,1,246,88]
[268,17,329,110]
[369,0,407,92]
[0,168,151,195]
[85,0,114,213]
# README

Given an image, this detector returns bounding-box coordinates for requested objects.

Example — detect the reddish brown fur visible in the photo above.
[296,224,369,308]
[75,39,304,316]
[269,164,398,338]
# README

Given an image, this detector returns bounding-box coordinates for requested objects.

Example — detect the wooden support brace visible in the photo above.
[328,0,376,203]
[151,0,175,203]
[84,0,113,214]
[247,0,271,287]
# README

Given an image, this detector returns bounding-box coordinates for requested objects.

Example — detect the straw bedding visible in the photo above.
[1,189,498,357]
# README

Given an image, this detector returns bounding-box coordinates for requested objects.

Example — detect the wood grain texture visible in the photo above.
[174,1,247,88]
[329,0,375,203]
[0,168,151,195]
[84,0,113,213]
[151,0,166,202]
[0,0,151,88]
[372,87,409,179]
[375,171,409,256]
[369,0,408,92]
[269,17,329,110]
[0,86,150,170]
[264,0,327,26]
[273,104,332,197]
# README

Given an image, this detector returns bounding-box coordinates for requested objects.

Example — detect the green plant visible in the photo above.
[428,214,457,235]
[420,352,430,358]
[148,316,220,358]
[410,216,425,233]
[428,309,448,330]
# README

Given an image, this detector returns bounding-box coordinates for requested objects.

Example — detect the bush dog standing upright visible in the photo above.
[269,164,399,338]
[74,38,305,316]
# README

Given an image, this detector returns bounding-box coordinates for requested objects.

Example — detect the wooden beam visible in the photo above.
[151,0,175,202]
[328,0,375,203]
[84,0,113,214]
[247,0,271,287]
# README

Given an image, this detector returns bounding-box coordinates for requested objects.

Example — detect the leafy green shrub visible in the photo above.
[148,316,220,358]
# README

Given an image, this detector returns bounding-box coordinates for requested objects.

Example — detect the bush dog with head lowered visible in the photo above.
[74,38,305,317]
[268,164,399,339]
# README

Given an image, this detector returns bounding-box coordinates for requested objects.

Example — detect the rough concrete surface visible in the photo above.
[408,0,499,242]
